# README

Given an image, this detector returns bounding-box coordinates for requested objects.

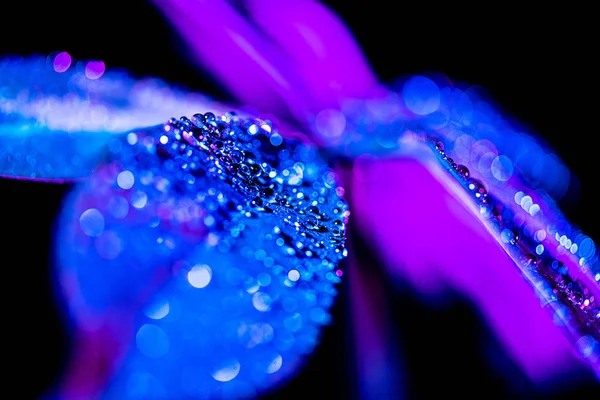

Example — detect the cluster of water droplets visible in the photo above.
[162,112,349,246]
[55,112,348,399]
[428,138,600,371]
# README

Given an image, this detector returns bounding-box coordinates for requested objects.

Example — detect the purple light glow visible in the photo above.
[53,52,72,73]
[85,61,105,80]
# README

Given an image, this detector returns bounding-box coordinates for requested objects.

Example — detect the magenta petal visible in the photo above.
[152,0,310,120]
[245,0,378,109]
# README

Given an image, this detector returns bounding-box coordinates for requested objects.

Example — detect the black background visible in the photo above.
[1,1,599,399]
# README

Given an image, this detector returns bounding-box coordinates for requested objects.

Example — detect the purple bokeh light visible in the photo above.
[85,61,105,80]
[53,51,72,73]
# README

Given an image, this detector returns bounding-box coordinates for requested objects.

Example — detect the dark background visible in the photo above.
[1,1,598,399]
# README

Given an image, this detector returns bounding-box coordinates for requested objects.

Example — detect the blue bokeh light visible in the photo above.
[402,76,441,115]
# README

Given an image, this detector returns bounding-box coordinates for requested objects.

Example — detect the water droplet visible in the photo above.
[250,197,263,208]
[179,116,193,129]
[479,203,493,218]
[203,112,216,123]
[467,179,487,199]
[501,228,519,245]
[191,113,205,126]
[455,165,470,178]
[306,215,320,230]
[522,253,539,266]
[230,149,244,163]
